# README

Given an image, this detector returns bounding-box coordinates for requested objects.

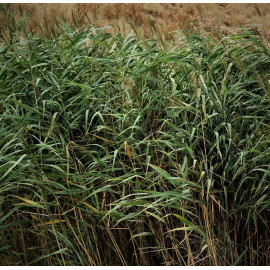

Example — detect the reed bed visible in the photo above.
[0,4,269,266]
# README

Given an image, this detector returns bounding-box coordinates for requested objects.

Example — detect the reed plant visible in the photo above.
[0,4,269,266]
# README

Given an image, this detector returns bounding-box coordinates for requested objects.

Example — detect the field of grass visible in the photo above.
[11,3,270,40]
[0,4,270,266]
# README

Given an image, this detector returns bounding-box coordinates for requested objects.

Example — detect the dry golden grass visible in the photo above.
[12,3,270,39]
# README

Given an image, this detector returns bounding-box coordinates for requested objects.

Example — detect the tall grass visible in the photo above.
[8,3,270,40]
[0,4,270,266]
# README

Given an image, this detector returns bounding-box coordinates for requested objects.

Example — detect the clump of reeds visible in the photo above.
[0,4,269,266]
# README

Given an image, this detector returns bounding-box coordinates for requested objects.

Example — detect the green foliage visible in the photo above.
[0,4,270,266]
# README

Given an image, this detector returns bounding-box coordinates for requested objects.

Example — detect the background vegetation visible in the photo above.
[10,3,270,39]
[0,4,270,266]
